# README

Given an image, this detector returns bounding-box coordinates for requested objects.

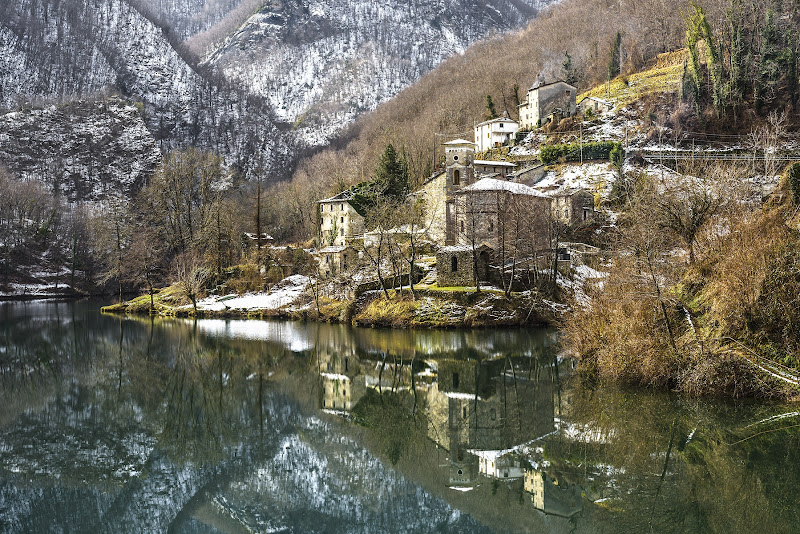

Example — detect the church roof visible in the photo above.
[443,139,477,147]
[460,177,549,197]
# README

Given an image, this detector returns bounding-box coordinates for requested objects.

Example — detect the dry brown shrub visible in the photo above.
[679,349,784,398]
[563,257,683,389]
[700,209,790,333]
[225,264,263,293]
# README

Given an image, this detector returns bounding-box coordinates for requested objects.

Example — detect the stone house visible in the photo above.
[316,245,357,278]
[524,469,583,517]
[578,96,614,115]
[549,188,595,226]
[318,191,366,247]
[474,115,519,152]
[477,451,525,480]
[408,170,447,243]
[452,178,552,252]
[436,244,492,287]
[518,79,577,130]
[320,372,366,412]
[474,159,517,180]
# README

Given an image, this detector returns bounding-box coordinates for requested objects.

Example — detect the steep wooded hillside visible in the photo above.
[271,0,798,241]
[0,98,160,202]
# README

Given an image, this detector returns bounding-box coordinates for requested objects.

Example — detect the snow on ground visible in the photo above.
[555,417,615,444]
[532,162,617,198]
[195,275,311,311]
[558,262,608,308]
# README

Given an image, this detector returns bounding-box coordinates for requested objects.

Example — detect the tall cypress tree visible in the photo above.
[375,144,409,201]
[608,32,622,80]
[485,94,498,119]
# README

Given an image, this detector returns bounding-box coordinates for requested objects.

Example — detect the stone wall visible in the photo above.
[319,200,365,247]
[415,172,447,243]
[436,247,476,287]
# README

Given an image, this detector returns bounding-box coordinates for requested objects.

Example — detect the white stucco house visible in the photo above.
[474,115,519,152]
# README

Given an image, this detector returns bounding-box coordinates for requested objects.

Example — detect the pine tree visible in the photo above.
[375,144,409,201]
[485,94,498,119]
[608,32,622,80]
[562,51,577,85]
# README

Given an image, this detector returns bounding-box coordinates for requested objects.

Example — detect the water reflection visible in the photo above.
[1,301,800,533]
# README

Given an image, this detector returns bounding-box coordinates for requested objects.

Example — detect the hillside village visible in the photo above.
[314,77,599,293]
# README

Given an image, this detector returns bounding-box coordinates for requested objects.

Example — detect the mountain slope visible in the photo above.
[0,98,160,202]
[205,0,558,145]
[0,0,293,188]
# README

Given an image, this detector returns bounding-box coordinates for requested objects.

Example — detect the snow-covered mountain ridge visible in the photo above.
[0,0,556,199]
[205,0,559,145]
[0,0,292,192]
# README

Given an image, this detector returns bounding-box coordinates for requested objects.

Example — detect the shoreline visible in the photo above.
[100,286,559,329]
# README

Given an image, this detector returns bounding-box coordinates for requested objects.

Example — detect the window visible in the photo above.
[499,123,503,128]
[453,372,460,389]
[340,203,343,211]
[488,219,494,233]
[453,155,459,161]
[453,169,460,185]
[451,255,458,272]
[340,216,344,224]
[462,406,467,418]
[564,208,568,219]
[460,220,465,233]
[566,90,571,96]
[340,228,344,236]
[345,358,349,372]
[325,255,330,264]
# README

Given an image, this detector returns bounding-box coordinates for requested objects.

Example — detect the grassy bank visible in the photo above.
[102,283,554,329]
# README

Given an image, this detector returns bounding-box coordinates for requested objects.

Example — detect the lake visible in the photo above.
[1,300,799,533]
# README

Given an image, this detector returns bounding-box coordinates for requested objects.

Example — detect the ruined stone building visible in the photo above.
[518,78,577,130]
[318,190,366,247]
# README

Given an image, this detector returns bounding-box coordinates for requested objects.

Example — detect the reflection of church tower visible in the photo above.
[443,139,476,245]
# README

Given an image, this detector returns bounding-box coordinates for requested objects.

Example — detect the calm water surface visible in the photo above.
[1,300,799,533]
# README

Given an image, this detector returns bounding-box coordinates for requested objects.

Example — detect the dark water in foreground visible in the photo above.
[1,300,799,533]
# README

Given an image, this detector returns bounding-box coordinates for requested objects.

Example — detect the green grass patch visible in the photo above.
[579,49,686,107]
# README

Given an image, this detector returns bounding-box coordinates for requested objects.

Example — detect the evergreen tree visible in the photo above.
[485,94,498,119]
[608,32,622,80]
[755,8,781,110]
[375,144,410,201]
[562,51,577,85]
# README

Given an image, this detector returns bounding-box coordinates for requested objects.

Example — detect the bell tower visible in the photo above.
[443,139,476,196]
[443,139,475,245]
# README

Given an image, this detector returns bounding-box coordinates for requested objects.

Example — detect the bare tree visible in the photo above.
[360,199,397,300]
[174,253,211,315]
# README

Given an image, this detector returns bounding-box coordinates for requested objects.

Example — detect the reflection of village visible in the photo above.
[314,340,619,522]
